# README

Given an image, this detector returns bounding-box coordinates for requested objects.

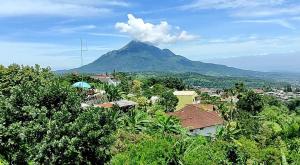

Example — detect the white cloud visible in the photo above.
[181,0,300,20]
[207,36,244,43]
[235,19,296,29]
[88,32,128,38]
[181,0,285,10]
[115,14,197,44]
[233,5,300,17]
[0,0,129,17]
[52,25,97,33]
[52,0,130,7]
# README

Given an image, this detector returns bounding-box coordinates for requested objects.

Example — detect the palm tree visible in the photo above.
[104,83,122,101]
[123,110,150,133]
[153,115,184,135]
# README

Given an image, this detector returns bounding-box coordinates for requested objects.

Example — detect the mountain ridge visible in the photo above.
[61,40,300,84]
[67,40,259,76]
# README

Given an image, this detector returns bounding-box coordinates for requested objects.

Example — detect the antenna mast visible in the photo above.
[80,38,88,86]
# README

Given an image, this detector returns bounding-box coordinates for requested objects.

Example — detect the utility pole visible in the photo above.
[81,38,83,67]
[80,38,88,68]
[80,38,88,87]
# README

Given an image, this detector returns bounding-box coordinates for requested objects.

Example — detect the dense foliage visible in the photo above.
[0,65,117,164]
[131,72,291,89]
[0,64,299,164]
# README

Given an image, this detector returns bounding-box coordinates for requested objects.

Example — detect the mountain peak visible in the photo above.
[121,40,154,50]
[69,40,259,78]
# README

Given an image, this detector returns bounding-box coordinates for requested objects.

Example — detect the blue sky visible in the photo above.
[1,0,300,70]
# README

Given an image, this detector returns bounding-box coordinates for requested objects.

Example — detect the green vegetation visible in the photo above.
[1,64,299,164]
[131,72,290,89]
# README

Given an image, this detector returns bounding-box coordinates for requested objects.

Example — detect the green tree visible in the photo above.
[151,84,166,96]
[132,80,142,96]
[0,65,117,164]
[104,83,122,101]
[159,91,178,112]
[284,84,293,92]
[237,90,264,115]
[234,82,247,94]
[152,115,184,135]
[123,110,150,133]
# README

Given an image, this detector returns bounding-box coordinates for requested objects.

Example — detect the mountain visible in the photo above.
[63,40,300,84]
[67,40,261,77]
[205,53,300,73]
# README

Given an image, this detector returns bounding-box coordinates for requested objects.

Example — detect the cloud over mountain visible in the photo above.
[115,14,196,44]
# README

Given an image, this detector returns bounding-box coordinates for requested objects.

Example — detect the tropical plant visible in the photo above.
[152,115,184,135]
[104,83,122,101]
[123,110,150,133]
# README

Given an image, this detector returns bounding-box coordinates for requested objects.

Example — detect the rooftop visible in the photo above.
[114,100,137,107]
[168,104,223,130]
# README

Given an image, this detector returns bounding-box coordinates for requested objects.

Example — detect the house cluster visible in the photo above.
[198,88,239,103]
[169,90,223,136]
[75,75,224,137]
[265,89,300,101]
[81,92,138,111]
[77,74,136,110]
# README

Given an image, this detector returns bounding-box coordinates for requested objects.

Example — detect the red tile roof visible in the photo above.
[168,104,223,130]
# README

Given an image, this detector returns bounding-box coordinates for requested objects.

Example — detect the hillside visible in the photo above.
[63,40,300,84]
[130,72,290,89]
[67,41,260,77]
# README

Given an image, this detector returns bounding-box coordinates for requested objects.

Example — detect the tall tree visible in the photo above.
[159,91,178,112]
[237,91,264,115]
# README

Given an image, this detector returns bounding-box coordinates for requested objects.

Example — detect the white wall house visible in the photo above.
[190,124,223,136]
[168,104,224,137]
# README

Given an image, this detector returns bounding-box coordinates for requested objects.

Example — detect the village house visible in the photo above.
[91,74,120,86]
[173,91,200,110]
[254,88,264,94]
[168,104,223,136]
[94,99,137,111]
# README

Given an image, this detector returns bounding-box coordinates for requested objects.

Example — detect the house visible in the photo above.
[114,100,137,111]
[91,74,120,86]
[150,96,160,104]
[168,104,223,136]
[94,100,137,111]
[221,96,239,103]
[254,89,264,94]
[173,91,200,110]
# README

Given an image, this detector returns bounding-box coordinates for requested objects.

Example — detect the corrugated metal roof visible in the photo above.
[114,100,137,107]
